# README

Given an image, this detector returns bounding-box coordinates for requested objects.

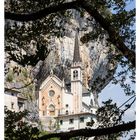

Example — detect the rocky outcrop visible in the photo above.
[33,10,117,98]
[5,10,117,124]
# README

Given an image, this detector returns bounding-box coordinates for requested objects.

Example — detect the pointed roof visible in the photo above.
[73,32,82,62]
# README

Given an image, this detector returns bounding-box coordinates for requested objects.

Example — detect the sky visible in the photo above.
[125,0,135,11]
[99,78,135,112]
[98,1,137,139]
[99,0,136,112]
[98,75,135,140]
[99,0,136,131]
[98,65,135,139]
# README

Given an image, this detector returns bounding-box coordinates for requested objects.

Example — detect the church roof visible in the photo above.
[73,33,82,62]
[17,93,27,100]
[5,87,20,94]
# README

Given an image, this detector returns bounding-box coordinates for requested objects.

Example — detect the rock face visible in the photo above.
[5,10,117,124]
[33,10,117,98]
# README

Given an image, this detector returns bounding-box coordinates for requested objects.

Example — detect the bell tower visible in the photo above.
[71,32,83,114]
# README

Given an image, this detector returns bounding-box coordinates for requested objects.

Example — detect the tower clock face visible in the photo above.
[49,90,55,97]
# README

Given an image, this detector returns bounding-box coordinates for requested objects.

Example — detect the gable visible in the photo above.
[40,75,62,91]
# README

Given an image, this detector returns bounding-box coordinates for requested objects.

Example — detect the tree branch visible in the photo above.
[5,1,80,21]
[5,0,135,67]
[100,95,135,125]
[118,98,136,121]
[80,1,135,68]
[39,121,135,139]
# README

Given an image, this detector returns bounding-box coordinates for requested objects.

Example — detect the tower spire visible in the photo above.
[73,32,81,63]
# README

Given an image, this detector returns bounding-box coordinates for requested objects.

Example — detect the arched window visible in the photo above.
[43,111,45,116]
[73,70,78,80]
[42,97,45,106]
[66,110,69,115]
[49,104,55,116]
[49,90,55,97]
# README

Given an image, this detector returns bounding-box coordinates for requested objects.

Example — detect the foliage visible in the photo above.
[4,107,40,140]
[4,107,61,140]
[4,105,134,140]
[95,99,135,140]
[6,72,14,82]
[95,99,123,140]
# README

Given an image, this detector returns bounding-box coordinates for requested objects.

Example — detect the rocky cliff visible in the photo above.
[5,9,117,123]
[33,10,117,98]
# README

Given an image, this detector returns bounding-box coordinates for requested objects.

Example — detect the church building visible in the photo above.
[38,33,98,131]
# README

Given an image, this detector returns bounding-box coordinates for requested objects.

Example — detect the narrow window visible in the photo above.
[73,70,78,80]
[42,97,45,106]
[90,99,93,106]
[11,102,14,109]
[18,102,23,110]
[80,117,84,123]
[66,110,68,115]
[69,119,74,124]
[75,70,78,78]
[73,71,76,79]
[60,120,63,125]
[49,104,55,116]
[43,111,45,116]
